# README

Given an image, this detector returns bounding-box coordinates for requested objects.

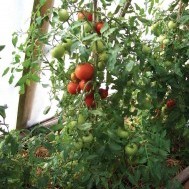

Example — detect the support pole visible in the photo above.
[16,0,54,129]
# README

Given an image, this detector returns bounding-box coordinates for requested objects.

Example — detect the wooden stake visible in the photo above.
[16,0,54,129]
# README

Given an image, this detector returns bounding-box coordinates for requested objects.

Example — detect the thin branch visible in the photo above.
[120,0,132,17]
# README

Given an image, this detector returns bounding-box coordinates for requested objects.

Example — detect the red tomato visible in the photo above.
[75,63,94,81]
[79,80,93,92]
[67,82,80,94]
[166,99,176,108]
[85,93,95,108]
[78,11,93,21]
[99,88,108,99]
[95,22,104,34]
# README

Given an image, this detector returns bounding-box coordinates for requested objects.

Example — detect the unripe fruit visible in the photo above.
[71,72,78,82]
[51,44,65,59]
[62,38,73,51]
[142,45,150,53]
[78,11,93,21]
[91,40,105,53]
[163,38,169,45]
[157,35,166,43]
[82,133,93,143]
[58,9,69,22]
[99,52,108,62]
[117,128,129,138]
[78,114,86,125]
[84,22,93,33]
[125,143,138,156]
[98,62,106,70]
[168,21,176,29]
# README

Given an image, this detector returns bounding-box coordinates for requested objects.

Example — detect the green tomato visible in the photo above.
[142,45,151,54]
[117,128,129,138]
[164,61,172,67]
[58,9,69,22]
[78,114,86,125]
[125,143,138,156]
[51,44,65,59]
[74,140,83,150]
[70,120,77,127]
[98,61,106,71]
[62,38,73,51]
[150,23,158,31]
[163,38,169,45]
[168,21,176,30]
[91,40,105,53]
[82,133,93,143]
[84,22,93,33]
[157,35,166,43]
[99,51,108,62]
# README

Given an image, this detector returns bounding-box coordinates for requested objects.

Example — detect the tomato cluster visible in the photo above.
[67,62,108,108]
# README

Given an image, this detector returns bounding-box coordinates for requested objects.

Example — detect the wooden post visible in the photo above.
[16,0,54,129]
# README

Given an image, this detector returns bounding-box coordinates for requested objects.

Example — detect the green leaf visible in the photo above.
[0,45,5,51]
[29,74,40,82]
[43,106,51,115]
[126,60,134,72]
[100,22,109,33]
[40,0,46,6]
[9,74,14,84]
[0,106,6,118]
[109,141,122,151]
[82,33,98,41]
[2,67,10,76]
[15,75,28,86]
[78,123,92,130]
[12,35,18,47]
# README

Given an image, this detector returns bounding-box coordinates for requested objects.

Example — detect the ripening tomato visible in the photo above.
[67,82,80,94]
[95,22,104,34]
[99,88,108,99]
[75,63,94,80]
[70,72,79,82]
[79,80,93,92]
[85,93,95,108]
[166,99,176,108]
[78,11,93,21]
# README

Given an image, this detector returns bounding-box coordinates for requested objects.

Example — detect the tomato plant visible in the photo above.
[2,0,189,188]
